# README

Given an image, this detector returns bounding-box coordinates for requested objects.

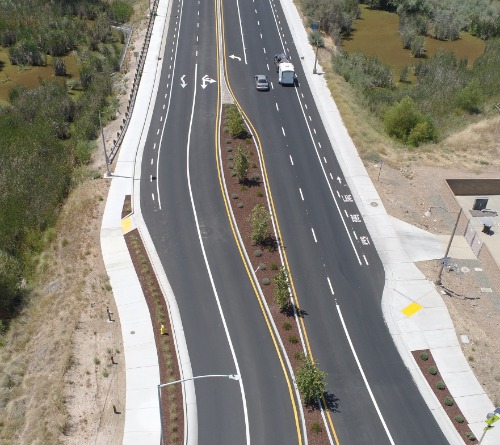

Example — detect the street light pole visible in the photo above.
[158,374,240,445]
[436,207,462,285]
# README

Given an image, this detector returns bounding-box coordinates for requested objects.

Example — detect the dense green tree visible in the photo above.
[296,356,328,405]
[274,267,290,310]
[233,146,250,182]
[248,204,270,244]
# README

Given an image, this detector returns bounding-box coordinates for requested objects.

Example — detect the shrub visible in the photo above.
[283,322,292,330]
[288,334,299,344]
[296,356,327,405]
[455,80,483,113]
[248,204,270,244]
[465,431,476,440]
[233,146,250,182]
[444,397,454,406]
[270,262,279,271]
[428,366,437,375]
[228,162,233,169]
[254,249,262,257]
[54,58,67,76]
[256,190,264,197]
[410,35,425,58]
[455,415,464,423]
[399,65,409,83]
[226,138,232,144]
[258,263,266,270]
[237,202,243,208]
[262,277,270,285]
[226,104,247,138]
[420,351,429,361]
[274,267,290,310]
[231,193,238,199]
[109,1,134,23]
[311,422,322,434]
[295,351,305,361]
[309,31,324,48]
[436,381,445,390]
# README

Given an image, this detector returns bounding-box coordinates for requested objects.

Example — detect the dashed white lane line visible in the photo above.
[263,47,266,54]
[152,193,155,201]
[329,172,333,179]
[271,81,274,89]
[327,277,334,295]
[257,20,260,25]
[363,255,369,265]
[255,8,257,13]
[260,33,263,39]
[160,115,163,122]
[289,155,294,165]
[276,103,279,111]
[301,93,304,98]
[163,104,165,110]
[197,35,198,41]
[313,128,316,134]
[153,142,157,149]
[308,115,312,121]
[197,22,199,28]
[165,93,167,98]
[318,142,322,148]
[344,209,349,217]
[299,188,304,200]
[157,128,160,135]
[304,103,308,109]
[323,157,327,163]
[311,228,317,243]
[353,231,358,240]
[267,63,269,70]
[282,127,286,136]
[151,158,154,165]
[150,174,153,182]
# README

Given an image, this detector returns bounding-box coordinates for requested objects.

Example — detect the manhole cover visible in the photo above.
[370,202,379,207]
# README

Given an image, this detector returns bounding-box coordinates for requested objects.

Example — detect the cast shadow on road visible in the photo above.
[281,303,308,318]
[305,391,341,413]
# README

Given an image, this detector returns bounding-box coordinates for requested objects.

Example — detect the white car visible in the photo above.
[255,74,269,91]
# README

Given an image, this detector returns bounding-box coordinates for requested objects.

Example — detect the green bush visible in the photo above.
[288,334,299,344]
[311,422,322,434]
[455,80,483,113]
[309,31,324,48]
[247,204,270,244]
[436,381,445,390]
[296,356,327,405]
[109,1,134,23]
[233,146,250,182]
[256,190,264,197]
[274,267,290,310]
[384,96,436,145]
[254,249,262,257]
[465,431,476,440]
[262,277,270,285]
[270,262,279,271]
[283,322,292,330]
[455,415,464,423]
[444,396,454,406]
[428,366,438,375]
[226,104,247,138]
[420,351,429,361]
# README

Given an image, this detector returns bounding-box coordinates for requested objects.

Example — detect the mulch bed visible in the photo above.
[412,349,478,443]
[220,104,327,444]
[124,223,184,445]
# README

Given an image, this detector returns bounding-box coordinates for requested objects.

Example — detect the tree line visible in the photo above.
[0,0,133,322]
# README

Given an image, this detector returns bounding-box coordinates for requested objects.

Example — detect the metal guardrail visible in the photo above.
[109,1,160,163]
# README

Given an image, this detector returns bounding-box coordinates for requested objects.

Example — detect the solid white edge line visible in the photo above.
[187,63,250,444]
[235,0,248,64]
[336,304,395,445]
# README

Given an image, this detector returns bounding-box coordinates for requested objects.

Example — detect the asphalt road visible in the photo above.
[140,0,303,443]
[221,0,450,443]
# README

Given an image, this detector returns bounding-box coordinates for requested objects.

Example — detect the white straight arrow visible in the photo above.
[229,54,242,61]
[180,75,187,88]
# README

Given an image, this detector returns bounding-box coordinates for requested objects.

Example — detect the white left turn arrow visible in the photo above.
[229,54,242,61]
[180,75,187,88]
[201,74,216,89]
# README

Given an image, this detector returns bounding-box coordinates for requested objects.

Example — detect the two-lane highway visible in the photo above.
[140,0,304,443]
[221,0,449,443]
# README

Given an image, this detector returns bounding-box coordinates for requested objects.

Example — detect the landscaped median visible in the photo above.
[219,103,332,444]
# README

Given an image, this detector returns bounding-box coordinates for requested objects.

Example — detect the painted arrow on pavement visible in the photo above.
[201,75,216,89]
[180,75,187,88]
[229,54,242,61]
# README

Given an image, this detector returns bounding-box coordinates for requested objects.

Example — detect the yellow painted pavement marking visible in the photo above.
[121,216,132,234]
[402,302,423,317]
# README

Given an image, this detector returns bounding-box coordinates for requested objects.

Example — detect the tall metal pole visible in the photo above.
[158,374,239,445]
[99,111,111,177]
[437,208,462,285]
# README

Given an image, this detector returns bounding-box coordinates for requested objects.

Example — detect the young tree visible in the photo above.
[296,356,327,405]
[233,146,250,182]
[274,267,290,310]
[248,204,270,244]
[54,58,67,77]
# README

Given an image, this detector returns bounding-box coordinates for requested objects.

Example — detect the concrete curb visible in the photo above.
[277,0,498,443]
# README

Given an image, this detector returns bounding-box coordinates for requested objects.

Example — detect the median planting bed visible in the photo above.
[412,349,477,443]
[220,104,329,444]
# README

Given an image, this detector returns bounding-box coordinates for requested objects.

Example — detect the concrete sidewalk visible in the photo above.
[277,0,500,443]
[100,0,196,444]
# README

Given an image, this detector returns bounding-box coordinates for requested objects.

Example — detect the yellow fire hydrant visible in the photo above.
[160,324,166,335]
